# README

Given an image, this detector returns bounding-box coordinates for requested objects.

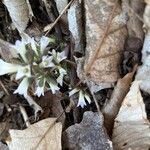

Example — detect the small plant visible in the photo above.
[0,35,91,107]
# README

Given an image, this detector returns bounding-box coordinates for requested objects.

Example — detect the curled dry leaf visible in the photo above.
[102,67,136,136]
[77,0,128,91]
[112,81,150,150]
[3,0,32,32]
[7,118,62,150]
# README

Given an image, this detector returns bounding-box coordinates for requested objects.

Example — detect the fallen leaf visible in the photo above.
[3,0,31,32]
[68,0,84,54]
[102,67,136,136]
[7,118,62,150]
[76,0,128,92]
[112,81,150,150]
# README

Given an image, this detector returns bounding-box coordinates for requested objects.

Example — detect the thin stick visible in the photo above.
[19,105,30,127]
[84,0,119,74]
[45,0,75,36]
[0,79,9,95]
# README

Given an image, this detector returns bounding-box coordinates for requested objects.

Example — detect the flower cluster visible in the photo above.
[0,35,91,108]
[0,36,66,96]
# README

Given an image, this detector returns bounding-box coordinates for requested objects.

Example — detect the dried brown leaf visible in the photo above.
[112,81,150,150]
[102,68,136,136]
[7,118,62,150]
[77,0,127,91]
[3,0,31,32]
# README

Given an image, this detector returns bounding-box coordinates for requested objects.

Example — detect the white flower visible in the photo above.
[0,59,21,75]
[69,88,80,97]
[77,90,87,108]
[14,77,29,96]
[52,49,67,64]
[69,88,91,108]
[40,36,51,52]
[84,93,91,104]
[14,40,28,63]
[34,78,46,97]
[16,65,31,80]
[21,33,32,44]
[47,78,60,94]
[39,55,55,68]
[57,67,67,86]
[30,36,53,55]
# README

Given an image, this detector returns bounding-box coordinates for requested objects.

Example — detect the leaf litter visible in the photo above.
[0,0,150,149]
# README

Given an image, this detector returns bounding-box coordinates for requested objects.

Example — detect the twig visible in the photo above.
[0,79,9,95]
[91,90,101,116]
[84,0,119,74]
[45,0,75,36]
[43,0,62,39]
[19,105,30,127]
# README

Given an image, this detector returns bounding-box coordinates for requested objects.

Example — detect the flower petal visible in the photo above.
[40,56,55,68]
[34,86,44,97]
[84,93,91,104]
[40,36,50,53]
[58,51,67,62]
[21,33,32,44]
[14,77,29,96]
[0,59,21,76]
[57,67,66,86]
[69,88,80,97]
[57,74,64,86]
[16,65,31,80]
[48,79,60,94]
[77,90,86,108]
[52,49,57,59]
[14,40,28,62]
[34,78,46,97]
